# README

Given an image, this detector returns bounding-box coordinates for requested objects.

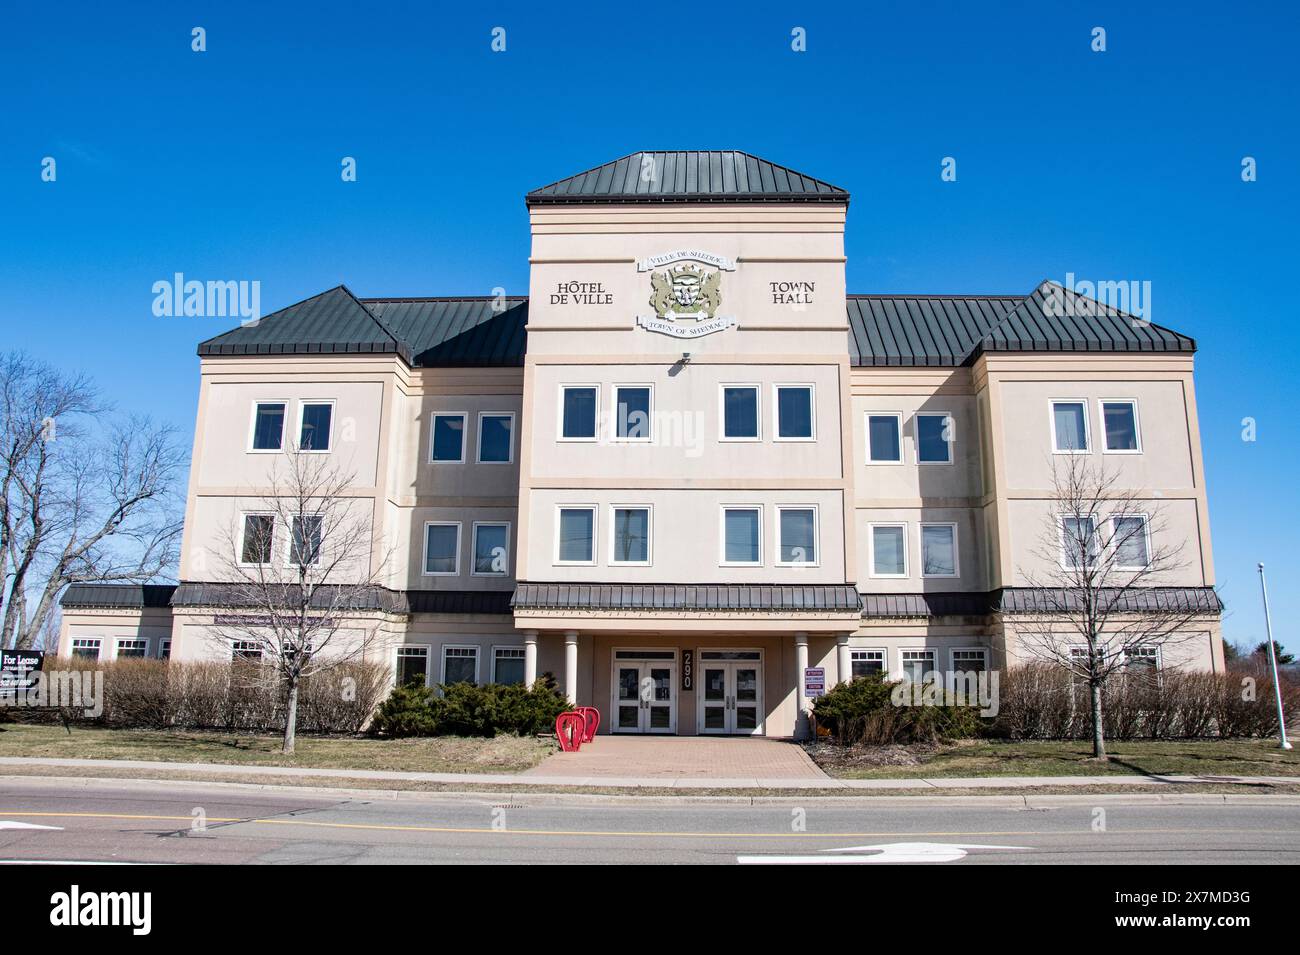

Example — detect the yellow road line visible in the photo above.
[2,811,1299,840]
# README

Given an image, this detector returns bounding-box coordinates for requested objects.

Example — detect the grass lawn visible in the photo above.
[810,738,1300,780]
[0,723,555,774]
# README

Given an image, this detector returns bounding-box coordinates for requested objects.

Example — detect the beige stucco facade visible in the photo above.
[57,152,1223,737]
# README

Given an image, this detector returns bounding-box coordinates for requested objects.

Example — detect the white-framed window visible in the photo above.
[492,646,527,686]
[610,505,652,565]
[555,505,597,565]
[919,522,959,578]
[915,412,954,464]
[1051,399,1090,453]
[865,412,903,463]
[559,385,599,441]
[951,648,988,673]
[1100,399,1141,453]
[900,649,937,684]
[720,505,762,566]
[1060,515,1099,569]
[868,522,908,578]
[850,649,886,679]
[477,412,515,464]
[158,638,172,660]
[720,384,761,440]
[395,646,430,687]
[297,400,335,452]
[471,521,511,576]
[776,505,818,566]
[612,385,653,441]
[239,513,275,566]
[430,412,467,463]
[1113,514,1151,570]
[249,401,287,452]
[1123,645,1161,684]
[70,638,101,660]
[441,645,480,685]
[423,521,461,576]
[115,638,148,659]
[774,384,815,440]
[289,515,323,566]
[232,640,263,662]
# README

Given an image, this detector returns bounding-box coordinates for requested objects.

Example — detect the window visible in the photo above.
[289,515,322,566]
[240,514,274,565]
[1124,646,1161,685]
[493,647,526,686]
[395,646,430,687]
[613,386,652,440]
[920,523,958,578]
[232,641,263,662]
[721,506,762,566]
[560,386,598,440]
[556,506,596,564]
[70,638,101,660]
[472,522,510,576]
[901,649,936,684]
[850,649,885,679]
[611,506,651,565]
[158,639,172,660]
[1101,399,1141,452]
[424,522,461,575]
[116,639,147,659]
[952,648,988,673]
[916,413,953,464]
[869,523,907,577]
[866,413,902,463]
[1113,515,1150,569]
[1061,516,1098,569]
[775,385,814,440]
[431,413,466,463]
[721,385,760,440]
[298,401,333,451]
[1051,400,1089,452]
[442,646,479,685]
[776,506,818,566]
[250,402,286,451]
[478,413,514,464]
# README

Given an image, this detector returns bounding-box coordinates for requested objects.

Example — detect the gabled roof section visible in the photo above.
[526,151,850,206]
[197,286,410,362]
[972,281,1196,357]
[363,298,527,367]
[848,294,1023,366]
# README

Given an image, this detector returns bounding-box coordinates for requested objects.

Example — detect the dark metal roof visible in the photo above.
[861,592,994,618]
[847,295,1023,367]
[512,583,862,612]
[996,586,1223,615]
[363,298,527,367]
[163,583,513,615]
[526,151,850,206]
[60,584,177,610]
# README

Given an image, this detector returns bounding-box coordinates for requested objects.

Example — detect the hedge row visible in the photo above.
[369,679,571,738]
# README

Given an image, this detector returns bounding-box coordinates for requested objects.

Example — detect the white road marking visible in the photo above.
[738,841,1030,864]
[0,820,62,831]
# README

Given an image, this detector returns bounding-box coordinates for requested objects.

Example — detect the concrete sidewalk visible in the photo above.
[1,755,1296,790]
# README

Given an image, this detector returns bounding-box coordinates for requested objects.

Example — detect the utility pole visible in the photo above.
[1258,563,1292,750]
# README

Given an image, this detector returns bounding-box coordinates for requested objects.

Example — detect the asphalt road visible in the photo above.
[1,778,1298,865]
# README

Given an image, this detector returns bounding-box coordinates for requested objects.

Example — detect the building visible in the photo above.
[58,150,1224,737]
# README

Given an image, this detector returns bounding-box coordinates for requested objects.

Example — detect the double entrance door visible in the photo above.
[699,651,763,735]
[613,652,676,734]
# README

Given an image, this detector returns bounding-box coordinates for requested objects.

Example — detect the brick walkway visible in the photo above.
[522,736,827,780]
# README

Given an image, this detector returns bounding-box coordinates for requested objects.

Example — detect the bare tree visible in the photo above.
[209,448,392,754]
[0,353,184,648]
[1013,454,1210,759]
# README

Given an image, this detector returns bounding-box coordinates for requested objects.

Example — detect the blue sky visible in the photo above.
[1,1,1295,649]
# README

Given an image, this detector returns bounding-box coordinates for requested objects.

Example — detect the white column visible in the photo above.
[837,633,852,687]
[523,631,538,688]
[563,630,579,704]
[794,631,810,739]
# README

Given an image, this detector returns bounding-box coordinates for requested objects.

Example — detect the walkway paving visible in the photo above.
[522,736,827,781]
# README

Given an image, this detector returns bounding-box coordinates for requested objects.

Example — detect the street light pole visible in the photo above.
[1258,563,1292,750]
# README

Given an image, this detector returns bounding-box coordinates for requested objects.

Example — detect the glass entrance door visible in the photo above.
[697,651,764,735]
[612,654,676,733]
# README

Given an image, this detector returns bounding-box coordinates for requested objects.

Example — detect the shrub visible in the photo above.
[812,672,983,746]
[369,680,571,738]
